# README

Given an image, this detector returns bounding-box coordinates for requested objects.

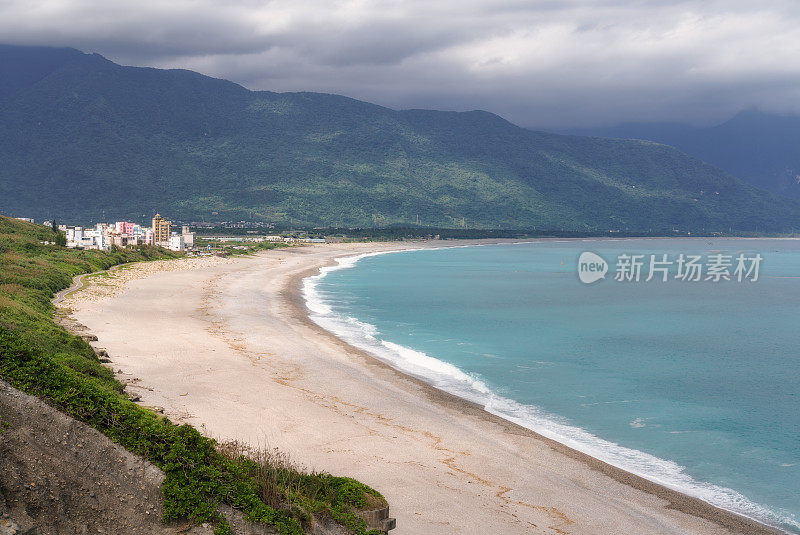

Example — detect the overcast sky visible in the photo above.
[3,0,800,129]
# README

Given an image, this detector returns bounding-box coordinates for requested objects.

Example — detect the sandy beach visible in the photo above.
[62,242,780,535]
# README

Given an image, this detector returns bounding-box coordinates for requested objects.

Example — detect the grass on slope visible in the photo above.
[0,215,386,535]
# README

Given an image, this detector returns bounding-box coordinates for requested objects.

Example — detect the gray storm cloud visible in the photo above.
[3,0,800,128]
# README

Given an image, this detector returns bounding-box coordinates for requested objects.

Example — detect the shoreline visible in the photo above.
[284,242,784,535]
[65,240,786,534]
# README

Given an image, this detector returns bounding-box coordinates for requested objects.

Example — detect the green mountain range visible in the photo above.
[568,110,800,200]
[2,44,800,232]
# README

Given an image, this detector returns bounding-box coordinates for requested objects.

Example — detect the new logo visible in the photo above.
[578,252,608,284]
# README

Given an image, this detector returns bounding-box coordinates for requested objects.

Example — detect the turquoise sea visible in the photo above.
[303,239,800,532]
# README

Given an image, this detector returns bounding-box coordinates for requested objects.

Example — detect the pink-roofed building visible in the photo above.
[116,221,138,234]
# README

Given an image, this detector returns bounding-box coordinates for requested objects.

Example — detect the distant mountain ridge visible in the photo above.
[569,110,800,199]
[2,44,800,232]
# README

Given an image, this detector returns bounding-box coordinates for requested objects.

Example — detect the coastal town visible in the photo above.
[13,213,325,252]
[61,214,196,251]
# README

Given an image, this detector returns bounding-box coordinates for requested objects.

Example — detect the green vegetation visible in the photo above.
[3,44,800,233]
[193,237,289,256]
[0,215,385,534]
[573,110,800,200]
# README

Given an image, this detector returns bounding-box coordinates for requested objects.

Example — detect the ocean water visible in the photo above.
[303,239,800,532]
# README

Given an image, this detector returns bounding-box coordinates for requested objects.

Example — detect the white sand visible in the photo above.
[65,244,773,534]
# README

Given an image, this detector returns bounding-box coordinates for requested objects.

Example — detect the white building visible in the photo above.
[181,226,195,248]
[64,226,108,250]
[65,227,81,247]
[168,233,185,251]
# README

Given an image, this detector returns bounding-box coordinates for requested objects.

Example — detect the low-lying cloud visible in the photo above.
[3,0,800,128]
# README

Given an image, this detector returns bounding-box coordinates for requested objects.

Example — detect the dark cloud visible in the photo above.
[3,0,800,128]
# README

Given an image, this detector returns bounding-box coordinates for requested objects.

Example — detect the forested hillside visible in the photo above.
[2,45,799,232]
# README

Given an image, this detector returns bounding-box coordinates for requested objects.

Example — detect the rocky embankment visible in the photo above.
[0,379,218,534]
[0,378,385,535]
[0,379,293,534]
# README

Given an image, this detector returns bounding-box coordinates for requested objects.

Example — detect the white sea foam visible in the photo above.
[301,249,799,534]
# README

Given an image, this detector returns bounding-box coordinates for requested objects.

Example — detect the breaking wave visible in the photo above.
[302,250,798,533]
